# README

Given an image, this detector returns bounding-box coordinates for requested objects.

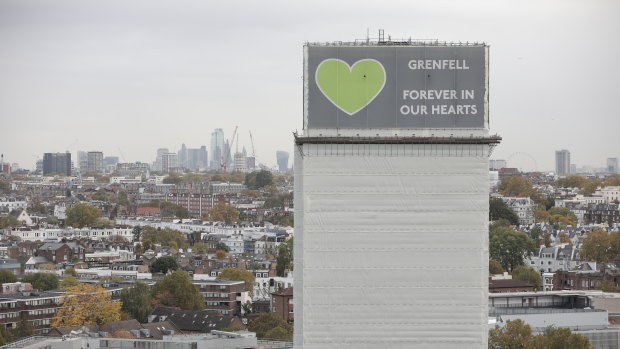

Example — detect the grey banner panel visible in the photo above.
[306,45,487,129]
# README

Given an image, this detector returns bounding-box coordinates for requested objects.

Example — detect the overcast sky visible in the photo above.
[1,0,618,172]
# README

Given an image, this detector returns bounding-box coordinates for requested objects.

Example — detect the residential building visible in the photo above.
[584,203,620,225]
[193,280,247,315]
[117,162,150,177]
[271,287,293,323]
[500,196,535,225]
[163,192,228,218]
[555,149,571,175]
[42,152,71,176]
[37,242,85,264]
[526,245,580,273]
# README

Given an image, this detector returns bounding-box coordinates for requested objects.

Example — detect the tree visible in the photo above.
[65,203,102,228]
[151,256,179,274]
[604,175,620,186]
[120,281,152,322]
[217,268,255,294]
[208,204,239,224]
[59,276,80,289]
[92,218,115,228]
[512,266,542,290]
[151,270,204,310]
[580,229,616,263]
[0,180,10,193]
[12,315,34,339]
[490,198,520,225]
[22,273,59,291]
[548,207,577,227]
[215,250,227,260]
[248,313,292,340]
[555,176,589,189]
[51,283,121,327]
[596,280,620,293]
[215,242,229,252]
[0,325,11,346]
[498,176,536,198]
[245,170,274,190]
[276,238,293,277]
[533,327,593,349]
[0,216,20,228]
[192,242,207,253]
[132,226,142,242]
[489,319,534,349]
[141,226,187,249]
[528,226,544,243]
[489,227,536,271]
[0,270,17,285]
[489,260,504,274]
[163,173,183,184]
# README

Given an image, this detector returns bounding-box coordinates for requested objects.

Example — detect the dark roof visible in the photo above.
[140,321,180,339]
[100,319,143,333]
[272,287,293,296]
[149,307,237,333]
[489,279,534,289]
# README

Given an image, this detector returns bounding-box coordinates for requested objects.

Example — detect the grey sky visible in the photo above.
[1,0,618,171]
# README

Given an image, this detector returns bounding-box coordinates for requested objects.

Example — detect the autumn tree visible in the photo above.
[276,238,293,277]
[498,176,536,198]
[66,203,102,228]
[245,170,274,190]
[51,283,121,327]
[120,281,152,322]
[533,327,593,349]
[580,229,618,263]
[141,226,187,249]
[208,204,240,224]
[0,216,20,228]
[151,256,179,274]
[59,276,80,289]
[604,175,620,186]
[248,313,293,341]
[217,268,255,294]
[162,173,183,184]
[215,250,227,260]
[512,266,542,290]
[548,207,577,227]
[489,319,535,349]
[132,226,142,242]
[22,273,59,291]
[489,260,504,274]
[151,270,204,310]
[489,226,536,271]
[0,270,17,285]
[0,324,12,346]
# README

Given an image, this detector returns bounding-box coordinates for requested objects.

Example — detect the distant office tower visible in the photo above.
[210,129,225,170]
[186,146,208,171]
[103,156,119,167]
[178,143,188,169]
[77,151,87,171]
[608,158,619,174]
[570,164,577,174]
[153,148,169,172]
[161,153,178,173]
[117,162,150,176]
[86,151,104,173]
[555,149,571,175]
[489,159,507,170]
[35,160,43,174]
[43,152,72,176]
[276,151,289,172]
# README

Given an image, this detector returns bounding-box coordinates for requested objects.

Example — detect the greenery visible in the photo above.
[162,173,183,184]
[512,266,542,290]
[596,280,620,293]
[489,225,536,271]
[59,276,80,289]
[22,273,59,291]
[0,325,11,346]
[208,204,239,224]
[120,281,152,322]
[0,270,17,286]
[580,229,620,263]
[276,238,293,277]
[489,198,520,225]
[0,216,20,228]
[217,268,256,294]
[498,176,539,199]
[132,226,142,242]
[92,217,115,228]
[245,170,274,190]
[141,226,187,249]
[215,242,229,252]
[66,203,102,228]
[151,270,205,310]
[151,256,179,274]
[141,200,189,218]
[489,260,504,274]
[248,313,293,341]
[51,283,121,327]
[489,319,593,348]
[0,180,9,193]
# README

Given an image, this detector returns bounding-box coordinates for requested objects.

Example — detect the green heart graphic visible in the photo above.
[315,59,386,115]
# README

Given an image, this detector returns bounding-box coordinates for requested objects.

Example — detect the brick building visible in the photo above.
[193,280,247,316]
[553,269,620,291]
[164,193,229,218]
[271,287,293,323]
[37,242,85,264]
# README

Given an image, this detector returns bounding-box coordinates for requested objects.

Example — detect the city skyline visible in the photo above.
[1,0,619,171]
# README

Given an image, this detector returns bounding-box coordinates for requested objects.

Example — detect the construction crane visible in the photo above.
[248,131,256,157]
[117,148,128,163]
[220,126,238,174]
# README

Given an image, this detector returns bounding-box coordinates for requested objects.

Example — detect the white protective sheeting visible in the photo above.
[294,143,490,349]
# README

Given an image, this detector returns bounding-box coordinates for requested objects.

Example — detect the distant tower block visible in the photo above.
[295,40,500,349]
[555,149,571,175]
[276,151,289,172]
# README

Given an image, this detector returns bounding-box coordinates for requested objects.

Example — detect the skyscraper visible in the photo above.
[555,149,571,175]
[153,148,169,172]
[276,151,289,172]
[161,153,178,173]
[86,151,104,173]
[210,129,225,170]
[608,158,618,174]
[42,152,71,176]
[178,143,188,169]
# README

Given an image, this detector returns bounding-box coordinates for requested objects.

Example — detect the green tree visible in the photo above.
[22,273,59,291]
[151,270,204,310]
[0,180,10,193]
[92,218,115,228]
[141,226,187,249]
[217,268,256,294]
[59,276,80,289]
[248,313,292,340]
[0,216,20,228]
[512,266,542,290]
[528,226,544,243]
[604,175,620,186]
[120,281,152,322]
[489,319,534,349]
[215,242,229,252]
[65,203,102,228]
[245,170,274,190]
[276,238,293,277]
[162,173,183,184]
[151,256,179,274]
[580,229,615,263]
[12,315,34,339]
[0,325,12,346]
[208,204,239,224]
[532,327,593,349]
[489,260,504,274]
[0,270,17,286]
[132,226,142,242]
[596,280,620,293]
[490,198,520,225]
[489,227,536,271]
[555,176,589,189]
[192,242,207,253]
